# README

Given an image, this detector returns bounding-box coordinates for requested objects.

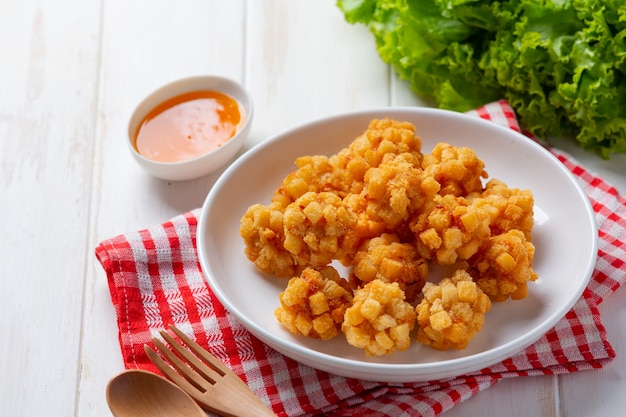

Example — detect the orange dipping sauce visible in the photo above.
[134,90,244,163]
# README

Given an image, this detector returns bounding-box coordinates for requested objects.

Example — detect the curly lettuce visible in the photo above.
[337,0,626,158]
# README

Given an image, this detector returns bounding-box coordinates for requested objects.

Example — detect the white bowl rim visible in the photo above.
[127,74,254,167]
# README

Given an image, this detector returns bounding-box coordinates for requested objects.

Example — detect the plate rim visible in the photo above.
[197,106,598,382]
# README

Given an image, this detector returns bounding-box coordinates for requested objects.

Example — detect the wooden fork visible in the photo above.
[144,325,277,417]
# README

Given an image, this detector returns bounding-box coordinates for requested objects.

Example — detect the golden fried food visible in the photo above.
[271,155,337,207]
[283,191,360,268]
[350,153,440,232]
[350,233,428,303]
[272,154,362,207]
[473,178,535,240]
[240,117,539,355]
[422,142,488,197]
[342,279,416,356]
[283,118,424,212]
[410,194,492,265]
[275,266,353,340]
[343,192,389,242]
[345,118,424,169]
[469,229,539,302]
[240,201,302,277]
[416,269,491,350]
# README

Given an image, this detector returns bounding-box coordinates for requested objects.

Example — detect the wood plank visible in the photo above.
[245,0,389,145]
[0,0,102,415]
[78,1,246,416]
[436,376,557,417]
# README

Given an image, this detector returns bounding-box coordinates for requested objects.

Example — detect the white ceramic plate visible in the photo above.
[197,108,597,382]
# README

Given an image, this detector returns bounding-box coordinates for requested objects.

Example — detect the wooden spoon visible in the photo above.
[106,369,205,417]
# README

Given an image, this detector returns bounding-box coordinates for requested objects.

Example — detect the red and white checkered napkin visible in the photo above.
[96,101,625,417]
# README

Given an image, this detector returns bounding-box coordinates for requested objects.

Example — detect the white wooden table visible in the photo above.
[1,1,624,416]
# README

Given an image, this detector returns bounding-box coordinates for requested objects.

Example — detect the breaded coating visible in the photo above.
[275,267,353,340]
[342,192,389,242]
[422,142,488,196]
[350,233,428,304]
[473,179,535,240]
[355,153,440,231]
[342,279,417,356]
[283,191,360,268]
[416,270,491,350]
[410,194,492,265]
[240,118,539,355]
[272,117,424,203]
[327,146,370,189]
[272,154,361,207]
[240,201,302,277]
[345,118,424,169]
[469,229,539,302]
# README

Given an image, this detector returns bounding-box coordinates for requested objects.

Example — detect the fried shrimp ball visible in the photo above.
[469,229,539,302]
[350,233,428,303]
[342,153,439,241]
[283,191,360,267]
[272,154,363,207]
[322,119,426,221]
[359,154,440,230]
[473,179,535,240]
[240,202,302,277]
[327,118,424,193]
[410,194,492,265]
[272,155,338,207]
[416,269,491,350]
[240,117,541,355]
[347,118,424,169]
[342,279,417,356]
[422,142,488,196]
[342,192,389,241]
[275,267,353,340]
[327,147,370,193]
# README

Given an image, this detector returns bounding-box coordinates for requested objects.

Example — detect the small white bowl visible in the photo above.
[128,75,253,181]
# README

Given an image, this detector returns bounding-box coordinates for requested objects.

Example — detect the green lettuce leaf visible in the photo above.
[337,0,626,158]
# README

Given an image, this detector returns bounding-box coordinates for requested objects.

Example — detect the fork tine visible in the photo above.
[145,343,230,416]
[153,332,217,391]
[169,325,231,376]
[147,325,277,417]
[143,344,204,399]
[158,329,222,384]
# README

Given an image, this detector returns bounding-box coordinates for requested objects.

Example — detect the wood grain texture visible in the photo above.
[0,0,102,416]
[0,1,624,416]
